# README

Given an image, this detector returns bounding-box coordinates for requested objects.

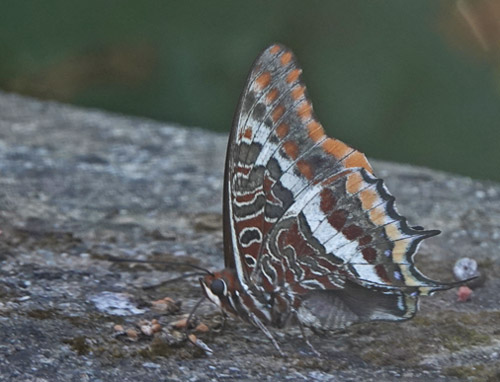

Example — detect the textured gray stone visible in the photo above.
[0,91,499,381]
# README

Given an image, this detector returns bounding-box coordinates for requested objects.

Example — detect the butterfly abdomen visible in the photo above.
[297,280,419,331]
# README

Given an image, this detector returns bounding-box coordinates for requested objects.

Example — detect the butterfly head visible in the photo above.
[199,269,240,313]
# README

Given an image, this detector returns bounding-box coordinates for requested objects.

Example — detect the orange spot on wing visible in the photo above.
[269,45,281,54]
[256,72,271,89]
[286,69,301,83]
[359,188,377,210]
[297,101,312,120]
[346,172,363,194]
[297,160,314,180]
[272,104,286,122]
[280,51,292,66]
[399,264,423,287]
[266,88,279,103]
[344,151,373,173]
[291,85,305,100]
[392,239,412,263]
[243,127,252,140]
[276,122,289,138]
[385,223,401,241]
[322,138,352,159]
[369,207,386,225]
[307,121,325,142]
[283,141,299,160]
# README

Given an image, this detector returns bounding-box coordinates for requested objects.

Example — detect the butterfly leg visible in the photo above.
[250,313,285,357]
[186,296,205,329]
[184,297,214,355]
[212,310,228,333]
[297,319,321,357]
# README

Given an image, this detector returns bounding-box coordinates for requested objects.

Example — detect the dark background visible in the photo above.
[1,0,499,181]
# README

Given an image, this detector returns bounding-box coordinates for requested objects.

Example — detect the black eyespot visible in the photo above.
[210,279,226,296]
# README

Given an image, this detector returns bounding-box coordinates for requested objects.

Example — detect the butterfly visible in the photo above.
[198,44,459,355]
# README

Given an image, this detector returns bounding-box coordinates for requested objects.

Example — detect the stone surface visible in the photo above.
[0,91,499,381]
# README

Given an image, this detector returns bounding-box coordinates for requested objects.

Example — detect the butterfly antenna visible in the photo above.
[106,255,214,275]
[141,272,209,290]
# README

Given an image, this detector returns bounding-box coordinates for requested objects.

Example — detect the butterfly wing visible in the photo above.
[225,44,450,325]
[225,43,356,286]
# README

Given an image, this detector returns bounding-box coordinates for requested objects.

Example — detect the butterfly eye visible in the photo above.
[210,279,227,296]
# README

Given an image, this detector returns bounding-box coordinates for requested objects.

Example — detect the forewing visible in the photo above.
[224,44,373,287]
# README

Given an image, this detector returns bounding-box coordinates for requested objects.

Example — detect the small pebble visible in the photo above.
[188,334,213,355]
[142,362,161,369]
[126,328,139,341]
[171,317,189,329]
[453,257,484,288]
[113,324,124,332]
[457,286,473,302]
[195,323,209,333]
[454,257,479,280]
[151,297,181,314]
[140,325,153,336]
[90,291,145,316]
[475,190,486,199]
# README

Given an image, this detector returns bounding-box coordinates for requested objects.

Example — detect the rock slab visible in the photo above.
[0,91,499,381]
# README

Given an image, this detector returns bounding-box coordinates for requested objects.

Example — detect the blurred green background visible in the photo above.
[1,0,499,181]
